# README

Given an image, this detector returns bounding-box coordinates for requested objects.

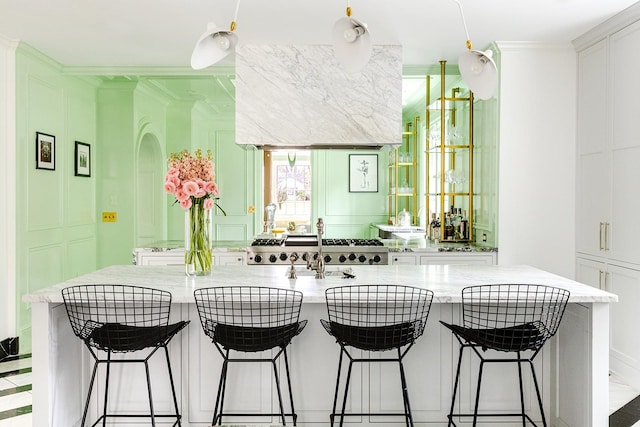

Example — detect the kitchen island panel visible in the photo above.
[25,265,615,426]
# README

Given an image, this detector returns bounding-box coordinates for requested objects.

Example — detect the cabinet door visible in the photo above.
[608,264,640,389]
[390,254,417,265]
[576,39,610,257]
[215,253,246,265]
[419,253,496,265]
[609,21,640,265]
[575,256,607,290]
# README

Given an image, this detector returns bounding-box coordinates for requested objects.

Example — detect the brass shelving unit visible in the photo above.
[389,116,419,224]
[425,60,474,242]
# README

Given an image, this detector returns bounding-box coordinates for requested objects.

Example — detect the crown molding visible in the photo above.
[573,2,640,51]
[63,65,235,77]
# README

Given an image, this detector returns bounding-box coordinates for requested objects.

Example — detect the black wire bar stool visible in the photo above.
[61,284,189,427]
[440,284,570,427]
[194,286,308,426]
[320,284,434,427]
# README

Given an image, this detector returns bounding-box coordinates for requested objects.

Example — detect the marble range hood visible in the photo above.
[235,44,402,150]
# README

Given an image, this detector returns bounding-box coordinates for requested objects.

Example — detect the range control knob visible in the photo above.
[339,255,347,263]
[324,255,332,263]
[348,253,356,261]
[279,252,288,261]
[254,254,263,263]
[358,255,367,263]
[302,253,309,262]
[269,254,278,263]
[372,255,381,263]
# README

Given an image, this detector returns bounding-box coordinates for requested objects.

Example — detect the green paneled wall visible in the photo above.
[15,44,487,353]
[15,44,98,352]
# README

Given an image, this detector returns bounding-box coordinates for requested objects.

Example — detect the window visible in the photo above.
[264,150,311,232]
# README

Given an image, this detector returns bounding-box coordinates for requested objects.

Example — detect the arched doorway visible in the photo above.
[136,133,164,246]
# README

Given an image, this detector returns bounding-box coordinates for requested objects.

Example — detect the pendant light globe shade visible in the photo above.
[332,16,372,74]
[458,49,498,100]
[191,22,238,70]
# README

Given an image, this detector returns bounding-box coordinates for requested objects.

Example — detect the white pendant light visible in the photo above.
[452,0,498,100]
[332,2,372,74]
[191,0,241,70]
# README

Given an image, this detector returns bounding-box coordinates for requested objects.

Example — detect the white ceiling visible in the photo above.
[0,0,638,69]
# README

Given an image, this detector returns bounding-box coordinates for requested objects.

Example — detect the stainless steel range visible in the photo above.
[246,235,389,266]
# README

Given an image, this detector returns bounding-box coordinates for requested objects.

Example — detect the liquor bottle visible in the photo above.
[429,213,437,241]
[460,210,469,240]
[453,208,462,238]
[445,213,454,240]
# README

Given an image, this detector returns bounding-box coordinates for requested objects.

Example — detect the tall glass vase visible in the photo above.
[184,199,213,276]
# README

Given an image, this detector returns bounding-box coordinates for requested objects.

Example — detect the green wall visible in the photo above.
[12,44,417,351]
[15,44,98,351]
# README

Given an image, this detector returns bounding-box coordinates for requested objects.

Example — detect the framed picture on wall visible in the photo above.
[349,154,378,193]
[35,132,55,170]
[74,141,91,177]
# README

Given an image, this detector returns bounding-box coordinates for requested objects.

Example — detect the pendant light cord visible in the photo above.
[230,0,241,31]
[451,0,472,50]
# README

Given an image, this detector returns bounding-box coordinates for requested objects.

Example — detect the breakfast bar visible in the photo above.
[24,264,616,426]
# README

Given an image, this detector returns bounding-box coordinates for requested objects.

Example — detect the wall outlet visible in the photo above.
[482,233,487,242]
[102,212,117,222]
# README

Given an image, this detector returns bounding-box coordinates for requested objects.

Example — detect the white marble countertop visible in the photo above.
[23,264,617,304]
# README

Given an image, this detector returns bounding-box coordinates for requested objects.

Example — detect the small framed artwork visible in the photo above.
[74,141,91,177]
[35,132,55,170]
[349,154,378,193]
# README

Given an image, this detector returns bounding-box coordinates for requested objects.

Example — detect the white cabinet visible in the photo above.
[576,39,610,258]
[419,252,496,265]
[390,253,418,265]
[216,253,246,265]
[608,21,640,265]
[133,248,246,266]
[576,13,640,391]
[576,21,640,265]
[578,256,640,388]
[391,251,497,266]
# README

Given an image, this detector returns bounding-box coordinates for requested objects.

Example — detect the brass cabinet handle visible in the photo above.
[605,222,610,251]
[599,222,604,251]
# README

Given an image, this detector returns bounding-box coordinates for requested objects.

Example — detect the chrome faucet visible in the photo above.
[287,252,299,279]
[307,218,325,279]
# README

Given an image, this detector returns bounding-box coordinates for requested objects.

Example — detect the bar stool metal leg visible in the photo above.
[448,343,465,427]
[473,359,484,426]
[517,354,526,427]
[163,345,182,426]
[329,347,344,427]
[212,350,230,426]
[283,348,298,426]
[272,358,287,426]
[397,348,413,427]
[144,359,156,427]
[102,352,111,427]
[530,360,547,427]
[339,352,354,427]
[82,352,99,427]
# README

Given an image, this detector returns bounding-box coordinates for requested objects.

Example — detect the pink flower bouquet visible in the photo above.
[164,149,225,276]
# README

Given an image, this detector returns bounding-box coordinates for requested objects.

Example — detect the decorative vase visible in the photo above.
[184,199,213,276]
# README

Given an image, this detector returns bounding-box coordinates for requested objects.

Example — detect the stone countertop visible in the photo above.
[23,264,616,304]
[381,237,498,253]
[134,240,250,253]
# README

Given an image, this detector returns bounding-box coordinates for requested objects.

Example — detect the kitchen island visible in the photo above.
[24,264,615,426]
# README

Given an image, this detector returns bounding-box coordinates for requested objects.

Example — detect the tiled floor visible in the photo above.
[1,355,639,426]
[0,354,32,427]
[611,373,640,427]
